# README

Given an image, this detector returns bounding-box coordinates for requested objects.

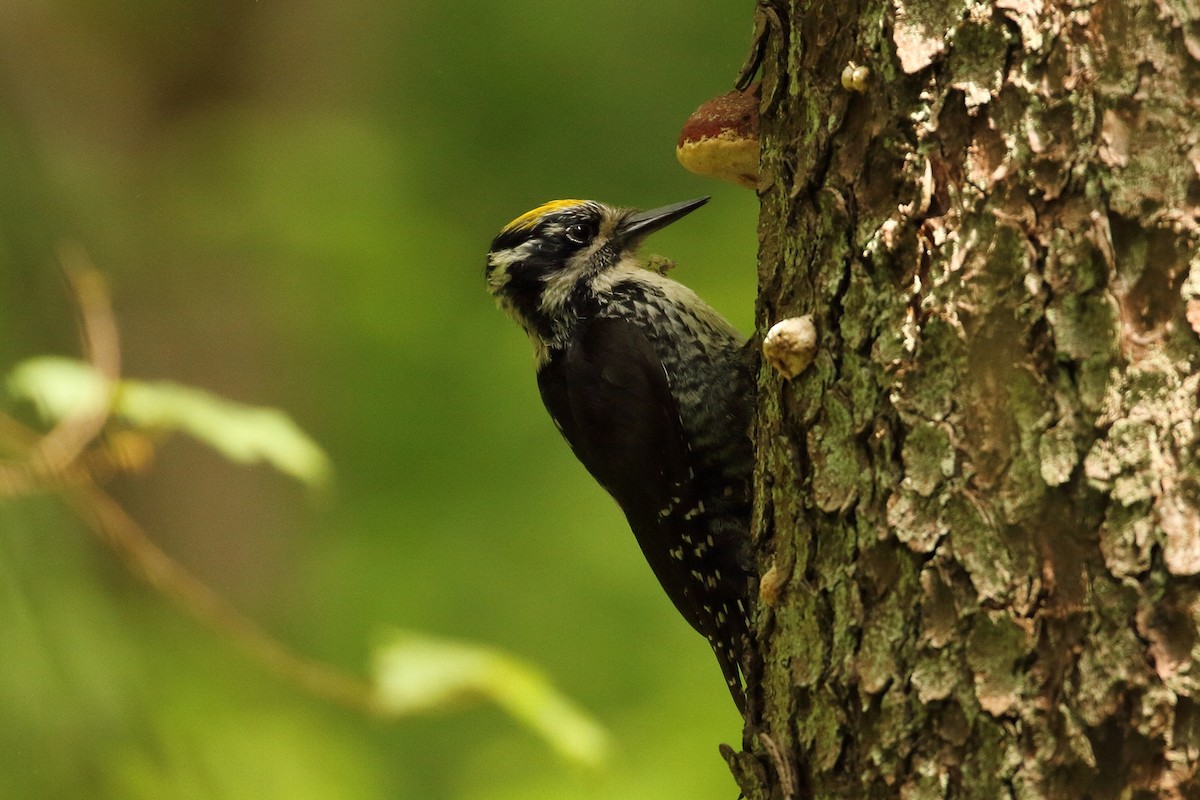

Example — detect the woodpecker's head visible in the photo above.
[485,197,709,346]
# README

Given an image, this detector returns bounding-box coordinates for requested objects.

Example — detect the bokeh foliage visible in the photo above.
[0,1,759,797]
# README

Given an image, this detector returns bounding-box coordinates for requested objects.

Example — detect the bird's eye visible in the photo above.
[564,223,591,245]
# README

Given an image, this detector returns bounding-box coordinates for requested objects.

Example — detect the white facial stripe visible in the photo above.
[486,240,539,292]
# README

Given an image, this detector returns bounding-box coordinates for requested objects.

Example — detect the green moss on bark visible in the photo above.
[744,0,1200,796]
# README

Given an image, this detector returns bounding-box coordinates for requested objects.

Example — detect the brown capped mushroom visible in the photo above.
[676,83,760,190]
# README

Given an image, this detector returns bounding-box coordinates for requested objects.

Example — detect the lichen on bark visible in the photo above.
[746,0,1200,797]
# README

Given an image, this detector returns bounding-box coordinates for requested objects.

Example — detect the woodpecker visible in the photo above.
[485,197,755,712]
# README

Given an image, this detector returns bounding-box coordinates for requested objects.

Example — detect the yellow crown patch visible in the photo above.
[502,199,587,233]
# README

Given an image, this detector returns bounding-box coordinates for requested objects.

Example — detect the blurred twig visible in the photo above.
[63,479,381,714]
[0,249,122,494]
[0,252,383,717]
[28,247,120,472]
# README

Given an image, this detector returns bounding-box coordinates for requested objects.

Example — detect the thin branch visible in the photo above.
[27,248,121,474]
[1,249,123,492]
[1,251,385,717]
[63,481,382,715]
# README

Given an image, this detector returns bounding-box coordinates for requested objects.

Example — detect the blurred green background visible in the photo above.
[0,1,759,798]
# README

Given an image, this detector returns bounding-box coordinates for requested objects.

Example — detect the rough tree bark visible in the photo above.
[734,1,1200,798]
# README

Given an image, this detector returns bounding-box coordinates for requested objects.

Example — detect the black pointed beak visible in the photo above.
[616,196,710,243]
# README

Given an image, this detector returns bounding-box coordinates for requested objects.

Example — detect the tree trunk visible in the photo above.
[736,1,1200,797]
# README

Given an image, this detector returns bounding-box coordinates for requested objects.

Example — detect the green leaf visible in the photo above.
[372,630,610,768]
[7,356,331,488]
